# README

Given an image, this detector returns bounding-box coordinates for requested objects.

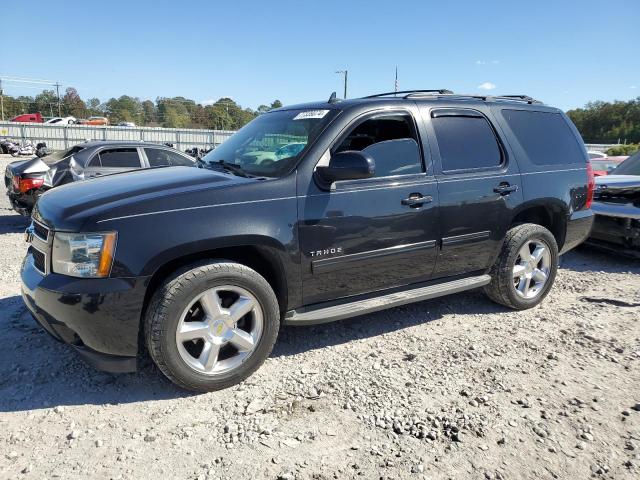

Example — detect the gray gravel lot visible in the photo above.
[0,153,639,479]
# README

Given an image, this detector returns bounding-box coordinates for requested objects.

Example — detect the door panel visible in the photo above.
[299,176,439,305]
[421,106,523,278]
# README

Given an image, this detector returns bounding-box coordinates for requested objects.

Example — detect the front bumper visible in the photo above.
[560,209,594,254]
[21,248,150,373]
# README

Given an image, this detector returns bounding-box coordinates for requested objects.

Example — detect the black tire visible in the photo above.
[145,260,280,392]
[483,223,558,310]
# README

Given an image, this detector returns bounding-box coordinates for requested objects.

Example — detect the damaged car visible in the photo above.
[4,141,197,216]
[588,151,640,257]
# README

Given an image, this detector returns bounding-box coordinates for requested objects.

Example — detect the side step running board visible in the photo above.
[284,274,491,325]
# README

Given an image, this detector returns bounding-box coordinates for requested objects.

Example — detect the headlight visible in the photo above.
[52,232,117,278]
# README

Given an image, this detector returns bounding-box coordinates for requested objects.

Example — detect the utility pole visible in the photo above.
[54,82,61,116]
[0,78,4,121]
[335,70,348,99]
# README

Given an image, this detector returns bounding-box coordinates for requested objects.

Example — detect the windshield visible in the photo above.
[202,109,338,177]
[612,151,640,176]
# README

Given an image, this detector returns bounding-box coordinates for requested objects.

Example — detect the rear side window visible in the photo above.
[502,110,585,165]
[97,148,140,168]
[431,111,502,171]
[145,148,195,167]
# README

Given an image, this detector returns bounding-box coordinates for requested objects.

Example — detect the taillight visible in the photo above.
[585,161,595,209]
[15,176,45,193]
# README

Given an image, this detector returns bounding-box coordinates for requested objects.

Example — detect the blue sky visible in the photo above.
[1,0,638,111]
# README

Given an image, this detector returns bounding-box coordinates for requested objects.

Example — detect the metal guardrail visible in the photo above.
[0,122,235,151]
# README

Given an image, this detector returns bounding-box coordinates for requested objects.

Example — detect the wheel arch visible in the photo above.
[138,238,294,354]
[510,200,568,250]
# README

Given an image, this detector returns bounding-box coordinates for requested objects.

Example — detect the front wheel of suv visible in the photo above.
[145,260,280,392]
[483,223,559,310]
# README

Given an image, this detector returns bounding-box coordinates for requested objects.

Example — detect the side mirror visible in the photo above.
[316,150,375,183]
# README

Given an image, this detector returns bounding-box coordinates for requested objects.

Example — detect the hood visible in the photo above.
[35,166,251,230]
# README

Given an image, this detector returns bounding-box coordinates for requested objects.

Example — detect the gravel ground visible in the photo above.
[0,153,639,480]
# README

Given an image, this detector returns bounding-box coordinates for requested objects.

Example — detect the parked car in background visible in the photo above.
[117,121,136,127]
[20,91,594,392]
[4,141,196,216]
[11,113,43,123]
[45,116,77,125]
[590,156,627,176]
[81,116,109,126]
[588,151,640,257]
[587,151,607,160]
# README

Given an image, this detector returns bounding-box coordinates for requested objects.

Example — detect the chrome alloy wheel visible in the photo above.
[512,239,552,299]
[175,285,263,375]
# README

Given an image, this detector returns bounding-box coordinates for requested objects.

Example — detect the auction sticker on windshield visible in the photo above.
[293,110,330,120]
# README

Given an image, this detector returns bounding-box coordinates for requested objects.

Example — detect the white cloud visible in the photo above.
[491,60,500,64]
[475,60,500,65]
[630,85,638,89]
[475,60,486,65]
[478,82,496,90]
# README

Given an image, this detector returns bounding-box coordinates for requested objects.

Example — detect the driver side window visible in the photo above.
[332,113,424,178]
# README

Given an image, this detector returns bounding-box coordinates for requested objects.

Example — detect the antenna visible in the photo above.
[328,91,339,104]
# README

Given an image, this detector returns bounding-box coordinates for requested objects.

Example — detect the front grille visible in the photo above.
[30,247,46,274]
[33,221,49,242]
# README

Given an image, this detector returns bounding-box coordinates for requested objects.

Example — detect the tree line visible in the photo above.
[1,87,283,130]
[3,87,639,142]
[566,97,640,144]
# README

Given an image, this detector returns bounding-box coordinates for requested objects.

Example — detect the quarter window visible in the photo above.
[97,148,140,168]
[502,109,585,165]
[333,114,423,177]
[432,112,502,171]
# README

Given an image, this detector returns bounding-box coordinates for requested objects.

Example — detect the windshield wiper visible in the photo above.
[208,160,251,178]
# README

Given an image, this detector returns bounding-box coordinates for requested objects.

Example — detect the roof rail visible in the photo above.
[364,89,453,98]
[410,92,544,105]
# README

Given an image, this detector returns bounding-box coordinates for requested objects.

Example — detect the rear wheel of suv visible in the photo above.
[483,223,558,310]
[145,260,280,392]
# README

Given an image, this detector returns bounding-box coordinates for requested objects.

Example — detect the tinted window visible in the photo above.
[97,148,140,168]
[145,148,194,167]
[612,151,640,175]
[432,114,502,171]
[502,110,585,165]
[334,114,423,177]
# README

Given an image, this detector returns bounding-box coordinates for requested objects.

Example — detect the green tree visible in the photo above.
[567,98,640,143]
[105,95,143,124]
[86,98,102,116]
[141,100,157,125]
[34,90,59,117]
[270,99,283,109]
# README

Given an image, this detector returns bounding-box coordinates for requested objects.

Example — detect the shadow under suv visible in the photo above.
[21,90,594,392]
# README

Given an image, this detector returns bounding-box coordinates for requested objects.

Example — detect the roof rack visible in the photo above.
[364,89,454,98]
[419,93,542,104]
[362,90,542,104]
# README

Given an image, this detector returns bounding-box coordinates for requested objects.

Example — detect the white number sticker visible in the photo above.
[293,110,330,120]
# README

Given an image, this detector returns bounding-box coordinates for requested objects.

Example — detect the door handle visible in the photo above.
[401,193,433,208]
[493,183,518,195]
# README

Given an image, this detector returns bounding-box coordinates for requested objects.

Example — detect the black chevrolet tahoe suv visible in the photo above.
[21,90,595,392]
